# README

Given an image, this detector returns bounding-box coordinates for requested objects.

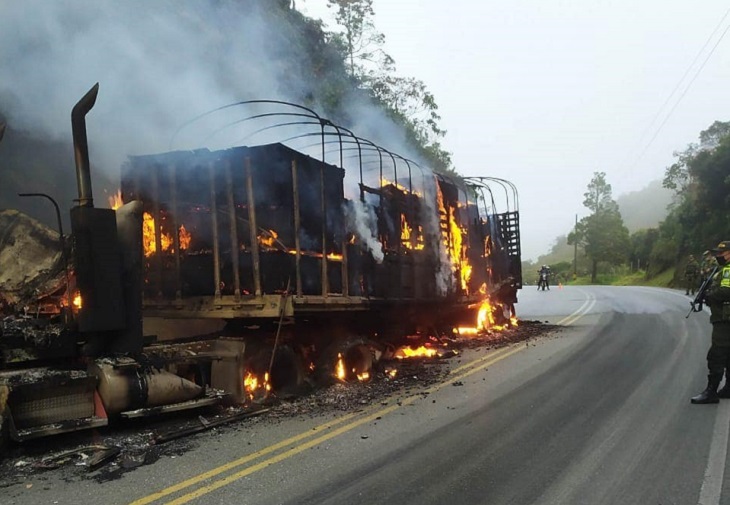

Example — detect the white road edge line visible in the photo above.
[555,292,596,326]
[698,402,730,505]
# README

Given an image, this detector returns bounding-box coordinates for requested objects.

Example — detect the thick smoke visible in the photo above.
[0,0,447,285]
[0,0,431,195]
[0,1,308,173]
[344,200,384,264]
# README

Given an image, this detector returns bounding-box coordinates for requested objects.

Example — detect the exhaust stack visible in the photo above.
[71,83,99,207]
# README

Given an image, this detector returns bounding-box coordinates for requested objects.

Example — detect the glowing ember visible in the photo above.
[72,292,82,310]
[394,346,439,359]
[356,371,370,382]
[326,253,344,261]
[386,369,398,379]
[335,353,346,381]
[456,327,479,336]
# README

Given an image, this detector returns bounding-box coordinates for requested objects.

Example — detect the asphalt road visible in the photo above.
[5,285,727,505]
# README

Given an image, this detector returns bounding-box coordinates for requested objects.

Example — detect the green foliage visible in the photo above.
[654,120,730,280]
[629,228,657,271]
[325,0,452,174]
[569,172,631,282]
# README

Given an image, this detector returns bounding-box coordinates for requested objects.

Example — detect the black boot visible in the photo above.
[691,374,722,404]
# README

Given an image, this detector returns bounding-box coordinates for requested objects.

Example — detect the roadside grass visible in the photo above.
[565,267,676,288]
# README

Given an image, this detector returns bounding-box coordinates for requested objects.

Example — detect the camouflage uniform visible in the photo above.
[685,256,700,295]
[692,241,730,404]
[700,252,715,288]
[704,264,730,374]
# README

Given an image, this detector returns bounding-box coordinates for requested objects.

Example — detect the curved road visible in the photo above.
[7,286,727,505]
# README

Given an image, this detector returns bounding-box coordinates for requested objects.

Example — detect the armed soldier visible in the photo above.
[685,254,700,296]
[691,241,730,404]
[700,250,715,283]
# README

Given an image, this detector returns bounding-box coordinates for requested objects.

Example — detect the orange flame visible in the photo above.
[179,224,191,250]
[381,178,421,196]
[72,292,82,310]
[394,346,439,359]
[335,353,346,381]
[258,229,278,249]
[108,190,124,210]
[477,299,495,330]
[401,215,425,251]
[109,190,189,256]
[143,212,173,257]
[243,371,271,400]
[436,184,471,292]
[243,371,258,397]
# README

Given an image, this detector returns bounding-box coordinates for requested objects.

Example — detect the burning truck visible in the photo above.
[0,84,522,445]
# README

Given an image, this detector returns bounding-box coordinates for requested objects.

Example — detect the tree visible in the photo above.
[650,120,730,285]
[629,228,658,272]
[583,171,618,214]
[325,0,453,174]
[568,172,631,282]
[326,0,393,80]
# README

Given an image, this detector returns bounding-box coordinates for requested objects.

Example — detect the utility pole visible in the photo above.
[573,214,578,279]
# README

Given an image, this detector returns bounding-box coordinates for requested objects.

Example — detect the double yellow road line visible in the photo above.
[132,295,594,505]
[131,346,521,505]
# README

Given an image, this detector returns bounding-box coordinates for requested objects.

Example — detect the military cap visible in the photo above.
[710,241,730,254]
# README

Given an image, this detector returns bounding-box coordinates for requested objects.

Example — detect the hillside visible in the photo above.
[532,179,673,266]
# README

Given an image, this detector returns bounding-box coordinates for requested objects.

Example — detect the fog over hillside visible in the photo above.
[531,179,673,265]
[615,180,674,233]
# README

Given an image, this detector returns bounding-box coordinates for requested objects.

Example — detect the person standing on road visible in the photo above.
[538,265,551,291]
[685,255,700,296]
[691,241,730,404]
[700,250,715,286]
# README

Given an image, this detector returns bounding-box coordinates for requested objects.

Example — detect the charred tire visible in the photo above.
[269,345,306,394]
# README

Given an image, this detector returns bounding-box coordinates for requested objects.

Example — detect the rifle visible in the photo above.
[687,265,719,318]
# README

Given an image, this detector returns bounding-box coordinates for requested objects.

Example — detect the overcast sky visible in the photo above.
[300,0,730,260]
